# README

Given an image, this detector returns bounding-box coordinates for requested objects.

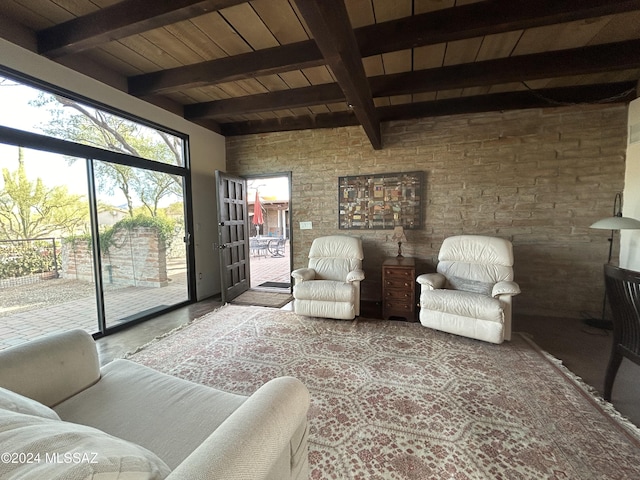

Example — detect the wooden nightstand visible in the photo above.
[382,257,416,321]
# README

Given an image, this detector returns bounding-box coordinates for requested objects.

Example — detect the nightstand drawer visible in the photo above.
[384,274,413,289]
[384,289,413,301]
[383,267,414,281]
[383,301,414,314]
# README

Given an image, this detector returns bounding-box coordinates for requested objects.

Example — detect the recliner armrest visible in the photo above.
[167,376,310,480]
[291,268,316,282]
[492,281,520,297]
[416,273,446,290]
[346,269,365,283]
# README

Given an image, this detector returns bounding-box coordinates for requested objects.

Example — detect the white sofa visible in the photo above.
[0,329,310,480]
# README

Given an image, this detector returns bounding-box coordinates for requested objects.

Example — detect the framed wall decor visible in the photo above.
[338,171,424,230]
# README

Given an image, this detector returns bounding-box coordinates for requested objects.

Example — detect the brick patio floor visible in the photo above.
[0,241,291,350]
[249,241,291,288]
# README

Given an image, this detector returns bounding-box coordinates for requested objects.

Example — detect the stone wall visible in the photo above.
[226,104,628,319]
[62,226,168,288]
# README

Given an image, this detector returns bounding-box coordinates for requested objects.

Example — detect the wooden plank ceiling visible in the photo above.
[1,0,639,149]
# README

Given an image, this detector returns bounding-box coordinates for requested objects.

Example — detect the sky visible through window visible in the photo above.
[0,76,184,210]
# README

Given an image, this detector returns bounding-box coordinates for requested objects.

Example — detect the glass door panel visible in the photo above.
[93,161,189,327]
[0,144,97,349]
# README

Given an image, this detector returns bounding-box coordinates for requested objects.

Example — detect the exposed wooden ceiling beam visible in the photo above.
[37,0,246,58]
[220,111,360,136]
[185,84,344,119]
[291,0,380,149]
[220,82,636,136]
[377,82,637,122]
[356,0,640,57]
[129,41,323,96]
[127,0,640,97]
[190,119,223,135]
[185,40,640,120]
[370,40,640,97]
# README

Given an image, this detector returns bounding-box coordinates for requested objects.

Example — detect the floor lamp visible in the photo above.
[587,193,640,329]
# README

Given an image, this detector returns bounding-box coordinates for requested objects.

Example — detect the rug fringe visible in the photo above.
[123,303,231,359]
[517,332,640,441]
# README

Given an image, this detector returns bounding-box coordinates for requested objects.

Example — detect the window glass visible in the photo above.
[95,161,188,328]
[0,144,98,348]
[0,76,184,166]
[0,73,191,349]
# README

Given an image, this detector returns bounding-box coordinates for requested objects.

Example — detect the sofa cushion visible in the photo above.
[0,329,100,408]
[54,359,248,470]
[0,387,60,421]
[0,409,171,479]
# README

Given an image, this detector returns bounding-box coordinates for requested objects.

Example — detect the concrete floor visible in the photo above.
[512,314,640,427]
[96,296,223,364]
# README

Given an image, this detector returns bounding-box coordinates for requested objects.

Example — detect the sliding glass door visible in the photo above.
[0,145,98,346]
[0,71,193,348]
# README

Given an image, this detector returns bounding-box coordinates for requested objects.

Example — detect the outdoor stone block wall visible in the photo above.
[61,240,94,283]
[226,104,628,319]
[61,227,168,288]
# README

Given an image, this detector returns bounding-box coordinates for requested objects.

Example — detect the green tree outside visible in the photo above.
[31,94,183,218]
[0,148,88,240]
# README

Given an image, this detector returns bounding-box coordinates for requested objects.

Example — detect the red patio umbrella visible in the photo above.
[252,190,264,235]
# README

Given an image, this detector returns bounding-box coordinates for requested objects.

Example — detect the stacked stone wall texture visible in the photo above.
[226,104,628,319]
[61,227,168,288]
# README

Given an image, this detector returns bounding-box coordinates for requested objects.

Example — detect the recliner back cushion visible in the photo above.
[308,235,363,281]
[437,235,514,290]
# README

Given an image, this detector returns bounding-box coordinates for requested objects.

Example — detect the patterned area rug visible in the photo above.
[229,289,292,308]
[127,305,640,479]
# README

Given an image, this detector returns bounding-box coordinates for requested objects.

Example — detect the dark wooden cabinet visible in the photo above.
[382,257,416,321]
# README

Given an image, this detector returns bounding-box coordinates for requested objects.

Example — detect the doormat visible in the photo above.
[258,281,291,289]
[230,289,292,308]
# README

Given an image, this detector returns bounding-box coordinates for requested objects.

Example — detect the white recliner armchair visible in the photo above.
[417,235,520,344]
[291,235,364,320]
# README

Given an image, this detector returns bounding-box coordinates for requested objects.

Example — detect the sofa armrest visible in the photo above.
[416,273,446,290]
[291,268,316,282]
[167,376,310,480]
[492,281,521,298]
[346,268,365,283]
[0,329,100,407]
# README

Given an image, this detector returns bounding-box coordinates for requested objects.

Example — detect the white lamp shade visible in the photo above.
[391,226,407,241]
[590,216,640,230]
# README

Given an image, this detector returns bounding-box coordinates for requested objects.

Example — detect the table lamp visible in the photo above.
[391,226,407,258]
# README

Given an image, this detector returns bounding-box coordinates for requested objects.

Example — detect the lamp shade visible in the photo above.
[590,216,640,230]
[391,226,407,242]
